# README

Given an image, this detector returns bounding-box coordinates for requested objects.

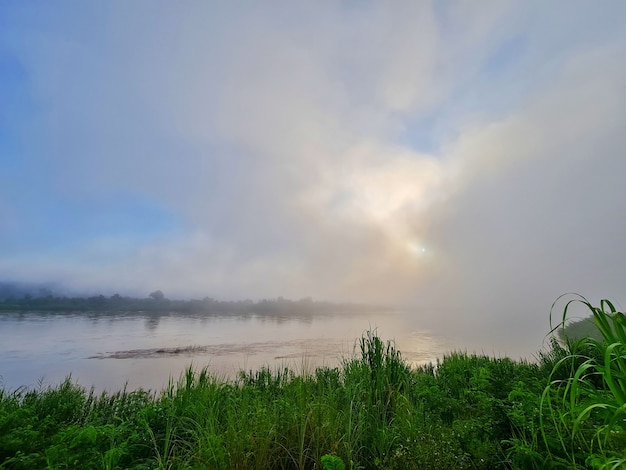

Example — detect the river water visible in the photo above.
[0,309,455,393]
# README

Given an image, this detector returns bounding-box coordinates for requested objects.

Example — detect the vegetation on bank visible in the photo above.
[559,315,604,343]
[1,296,624,469]
[0,292,382,317]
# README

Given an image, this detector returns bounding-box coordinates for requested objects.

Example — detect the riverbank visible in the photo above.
[2,298,624,469]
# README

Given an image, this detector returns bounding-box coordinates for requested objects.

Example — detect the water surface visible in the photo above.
[1,309,453,393]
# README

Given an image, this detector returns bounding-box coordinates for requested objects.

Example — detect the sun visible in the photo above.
[406,240,429,258]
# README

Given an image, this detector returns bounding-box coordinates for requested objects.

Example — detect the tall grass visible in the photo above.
[2,307,624,469]
[540,295,626,469]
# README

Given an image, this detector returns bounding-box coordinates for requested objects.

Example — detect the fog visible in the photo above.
[1,2,625,357]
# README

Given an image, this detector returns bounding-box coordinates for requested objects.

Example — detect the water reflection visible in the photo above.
[144,316,160,331]
[0,309,452,393]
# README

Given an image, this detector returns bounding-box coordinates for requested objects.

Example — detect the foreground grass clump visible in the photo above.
[1,299,624,469]
[537,296,626,469]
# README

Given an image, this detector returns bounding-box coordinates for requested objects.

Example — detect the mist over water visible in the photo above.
[0,309,460,393]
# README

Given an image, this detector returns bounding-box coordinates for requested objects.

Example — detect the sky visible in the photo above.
[1,1,625,354]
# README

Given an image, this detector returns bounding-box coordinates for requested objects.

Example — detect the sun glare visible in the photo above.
[407,241,428,258]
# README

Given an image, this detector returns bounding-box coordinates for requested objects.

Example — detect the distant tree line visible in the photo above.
[0,281,59,300]
[0,290,382,316]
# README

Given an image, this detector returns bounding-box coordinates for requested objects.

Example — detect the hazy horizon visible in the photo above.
[2,2,625,355]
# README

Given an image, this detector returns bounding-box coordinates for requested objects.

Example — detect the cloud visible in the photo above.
[1,2,626,355]
[416,41,626,348]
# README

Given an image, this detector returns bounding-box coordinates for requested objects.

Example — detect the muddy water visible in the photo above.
[0,309,453,393]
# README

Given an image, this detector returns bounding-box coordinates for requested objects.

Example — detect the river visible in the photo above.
[0,309,454,393]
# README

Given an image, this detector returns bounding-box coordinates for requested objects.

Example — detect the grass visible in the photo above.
[538,295,626,469]
[1,297,624,469]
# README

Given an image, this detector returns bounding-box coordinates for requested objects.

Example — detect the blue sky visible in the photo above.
[1,1,626,351]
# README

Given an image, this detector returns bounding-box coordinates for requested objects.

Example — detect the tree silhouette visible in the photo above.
[149,290,165,301]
